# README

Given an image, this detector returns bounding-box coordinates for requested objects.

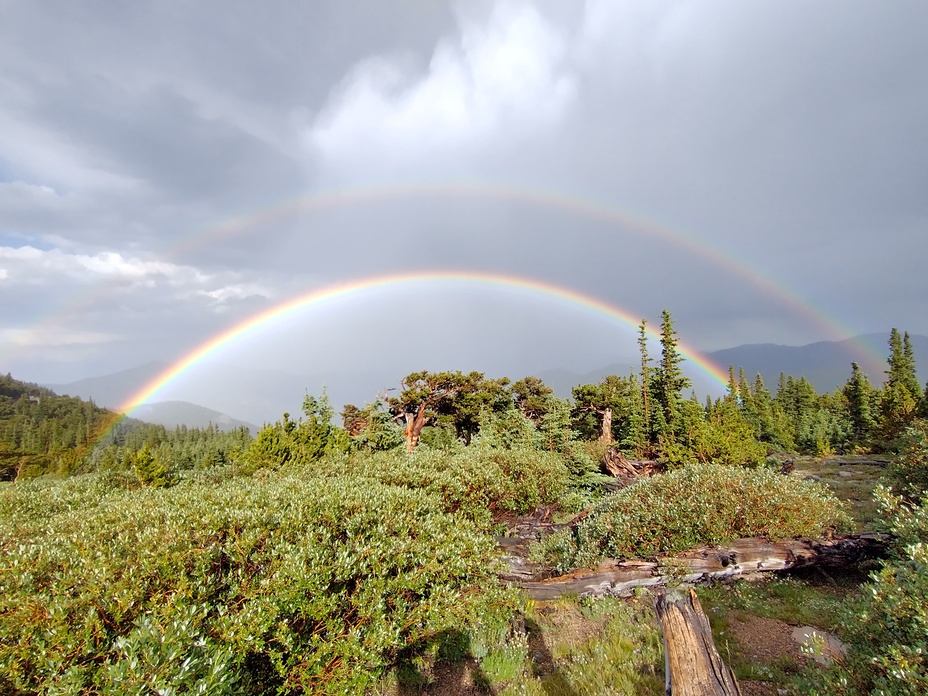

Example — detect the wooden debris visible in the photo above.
[656,588,741,695]
[601,448,663,485]
[509,533,889,600]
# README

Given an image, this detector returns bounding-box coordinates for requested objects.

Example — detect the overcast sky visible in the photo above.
[2,1,927,412]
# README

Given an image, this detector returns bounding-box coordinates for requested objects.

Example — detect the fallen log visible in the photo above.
[510,533,888,600]
[600,448,663,482]
[656,588,741,696]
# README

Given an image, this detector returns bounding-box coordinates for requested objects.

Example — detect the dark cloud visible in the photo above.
[1,0,926,406]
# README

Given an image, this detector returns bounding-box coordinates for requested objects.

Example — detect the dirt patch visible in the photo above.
[726,613,801,665]
[411,661,489,695]
[535,601,605,646]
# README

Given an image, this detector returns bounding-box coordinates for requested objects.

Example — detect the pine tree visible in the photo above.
[843,362,875,446]
[903,332,922,399]
[881,329,920,443]
[726,366,739,402]
[654,310,691,438]
[638,320,651,426]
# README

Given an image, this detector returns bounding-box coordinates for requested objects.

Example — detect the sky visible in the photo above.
[1,0,927,419]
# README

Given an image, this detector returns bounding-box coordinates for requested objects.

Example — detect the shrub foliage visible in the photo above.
[0,472,515,694]
[298,446,570,527]
[534,463,852,573]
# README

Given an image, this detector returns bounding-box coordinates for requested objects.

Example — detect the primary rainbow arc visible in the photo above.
[118,270,731,415]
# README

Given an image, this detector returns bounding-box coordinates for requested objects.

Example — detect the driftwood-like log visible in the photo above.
[656,588,741,696]
[601,448,662,481]
[510,533,888,600]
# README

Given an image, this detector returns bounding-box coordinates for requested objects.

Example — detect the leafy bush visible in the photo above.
[533,463,851,573]
[241,394,349,474]
[0,472,515,694]
[298,446,570,527]
[889,421,928,503]
[804,425,928,694]
[803,487,928,695]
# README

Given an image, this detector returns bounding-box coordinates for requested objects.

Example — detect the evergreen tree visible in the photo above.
[903,332,923,399]
[653,310,691,438]
[726,366,739,403]
[638,320,651,426]
[843,362,876,446]
[131,445,175,487]
[881,329,920,444]
[510,376,553,423]
[571,375,637,446]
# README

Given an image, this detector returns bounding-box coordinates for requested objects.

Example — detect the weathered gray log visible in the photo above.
[656,588,741,696]
[509,533,888,600]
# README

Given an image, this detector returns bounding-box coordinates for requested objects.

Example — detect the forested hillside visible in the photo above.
[0,374,112,480]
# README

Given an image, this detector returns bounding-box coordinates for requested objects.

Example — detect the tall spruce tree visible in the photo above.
[843,362,875,446]
[637,320,651,427]
[654,310,691,438]
[881,329,920,443]
[903,332,922,399]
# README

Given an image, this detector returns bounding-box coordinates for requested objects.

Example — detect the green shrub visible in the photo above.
[533,463,851,573]
[802,486,928,695]
[889,421,928,503]
[0,472,516,694]
[298,446,570,527]
[658,400,767,468]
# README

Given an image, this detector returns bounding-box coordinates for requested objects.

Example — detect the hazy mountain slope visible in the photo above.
[47,361,170,409]
[128,401,257,433]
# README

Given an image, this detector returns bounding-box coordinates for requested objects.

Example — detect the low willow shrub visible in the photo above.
[802,491,928,695]
[533,463,851,573]
[300,446,570,527]
[0,472,516,694]
[889,421,928,503]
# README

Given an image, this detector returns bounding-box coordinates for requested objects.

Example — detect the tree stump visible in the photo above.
[655,588,741,696]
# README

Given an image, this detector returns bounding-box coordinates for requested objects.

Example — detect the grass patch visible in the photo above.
[497,596,664,696]
[697,573,861,632]
[792,458,886,531]
[372,595,664,696]
[696,574,867,691]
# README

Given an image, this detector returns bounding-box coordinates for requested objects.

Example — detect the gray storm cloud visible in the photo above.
[0,0,925,407]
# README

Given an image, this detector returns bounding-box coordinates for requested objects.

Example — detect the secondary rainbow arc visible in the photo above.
[118,270,731,416]
[2,181,884,373]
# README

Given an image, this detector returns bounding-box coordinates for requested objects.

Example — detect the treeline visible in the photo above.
[329,320,927,471]
[2,319,925,485]
[0,374,251,482]
[727,327,926,456]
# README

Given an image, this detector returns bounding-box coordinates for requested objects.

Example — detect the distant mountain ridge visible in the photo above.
[47,362,170,409]
[46,362,262,431]
[707,333,927,394]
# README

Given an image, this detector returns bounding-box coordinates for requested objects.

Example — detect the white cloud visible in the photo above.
[200,282,273,308]
[0,327,121,348]
[0,246,210,286]
[306,0,577,177]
